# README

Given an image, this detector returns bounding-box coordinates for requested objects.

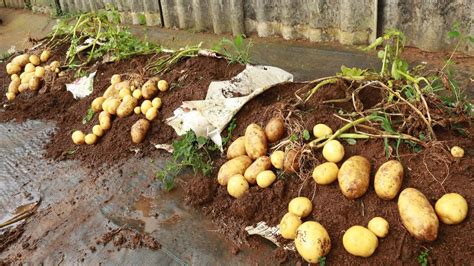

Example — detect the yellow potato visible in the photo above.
[8,79,21,94]
[12,54,29,66]
[103,84,120,99]
[295,221,331,263]
[367,217,389,238]
[24,63,35,73]
[435,193,468,225]
[110,74,121,85]
[244,123,268,160]
[28,77,41,91]
[265,117,285,143]
[115,80,130,91]
[227,174,249,198]
[289,197,312,218]
[141,100,153,115]
[244,156,271,184]
[157,79,169,92]
[29,54,40,65]
[337,155,370,199]
[11,74,20,81]
[6,92,16,101]
[270,150,285,169]
[134,106,141,115]
[132,89,142,99]
[34,66,45,78]
[91,97,106,112]
[102,98,121,115]
[141,79,158,99]
[18,84,29,93]
[21,72,35,84]
[398,188,439,241]
[6,63,21,75]
[374,160,404,200]
[85,134,98,145]
[40,50,51,62]
[283,149,300,173]
[313,123,333,138]
[343,225,378,257]
[72,130,85,145]
[322,140,345,163]
[117,95,138,118]
[279,212,302,239]
[256,170,276,188]
[145,107,158,121]
[131,119,150,144]
[217,155,252,186]
[312,162,339,185]
[450,146,464,158]
[152,97,162,108]
[119,88,131,99]
[227,136,246,159]
[49,60,60,70]
[92,125,104,137]
[99,115,111,130]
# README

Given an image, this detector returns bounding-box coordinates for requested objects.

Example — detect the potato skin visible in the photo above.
[117,95,138,118]
[374,160,404,200]
[141,80,158,99]
[279,212,302,239]
[265,117,285,143]
[337,155,370,199]
[244,123,268,160]
[398,188,439,241]
[91,97,106,112]
[256,170,277,188]
[435,193,468,225]
[217,155,252,186]
[295,221,331,263]
[288,197,313,218]
[227,174,249,198]
[244,156,271,184]
[131,119,150,144]
[226,136,246,159]
[343,225,378,257]
[283,149,300,173]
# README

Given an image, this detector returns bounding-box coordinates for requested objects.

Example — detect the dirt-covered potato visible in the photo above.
[450,146,464,158]
[157,79,169,92]
[131,119,150,144]
[134,106,141,115]
[5,92,16,101]
[270,150,285,169]
[337,155,370,199]
[398,188,439,241]
[40,50,51,62]
[244,156,271,184]
[117,95,138,118]
[92,125,105,137]
[435,193,468,225]
[295,221,331,263]
[49,60,60,70]
[8,79,21,94]
[110,74,121,85]
[256,170,276,188]
[141,80,158,99]
[322,140,345,163]
[283,149,300,173]
[312,162,339,185]
[217,155,252,186]
[145,107,158,121]
[313,123,333,138]
[34,66,45,78]
[12,54,29,66]
[29,55,40,66]
[279,212,302,239]
[367,217,389,238]
[244,123,268,159]
[374,160,404,200]
[141,100,153,115]
[6,63,21,75]
[152,97,162,108]
[289,197,313,218]
[343,225,378,257]
[227,174,249,198]
[132,89,142,99]
[85,134,98,145]
[72,130,85,145]
[28,77,41,91]
[102,98,121,115]
[265,117,285,143]
[227,136,246,159]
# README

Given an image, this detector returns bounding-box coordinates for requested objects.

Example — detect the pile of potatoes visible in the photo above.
[343,217,389,257]
[5,50,58,101]
[71,74,169,145]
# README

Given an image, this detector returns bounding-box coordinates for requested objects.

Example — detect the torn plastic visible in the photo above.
[244,221,295,251]
[66,72,96,99]
[166,65,293,150]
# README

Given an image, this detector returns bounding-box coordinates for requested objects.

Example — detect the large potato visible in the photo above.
[102,98,121,115]
[217,155,252,186]
[91,97,106,112]
[374,160,404,200]
[28,77,41,91]
[283,149,300,173]
[12,54,30,66]
[398,188,439,241]
[264,117,285,143]
[244,123,268,160]
[6,63,21,75]
[131,119,150,144]
[103,84,120,99]
[343,225,378,257]
[29,54,40,65]
[295,221,331,263]
[244,156,271,184]
[117,95,138,118]
[8,79,21,94]
[337,155,370,199]
[435,193,468,225]
[226,137,246,159]
[141,79,158,99]
[279,212,302,239]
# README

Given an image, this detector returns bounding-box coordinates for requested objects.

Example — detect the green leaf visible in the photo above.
[319,256,326,266]
[377,50,385,59]
[289,134,298,142]
[82,107,95,124]
[448,30,460,39]
[303,130,311,141]
[345,138,357,145]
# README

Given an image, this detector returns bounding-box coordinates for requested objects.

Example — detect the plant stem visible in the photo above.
[310,116,374,148]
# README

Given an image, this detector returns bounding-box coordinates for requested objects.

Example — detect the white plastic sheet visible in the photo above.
[66,72,96,99]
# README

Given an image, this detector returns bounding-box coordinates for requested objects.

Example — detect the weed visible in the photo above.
[303,130,311,141]
[82,107,95,124]
[147,44,201,74]
[138,13,146,25]
[213,34,252,64]
[222,118,237,147]
[417,249,430,266]
[319,256,327,266]
[74,68,88,79]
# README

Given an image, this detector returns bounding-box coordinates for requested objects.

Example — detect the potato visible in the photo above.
[450,146,464,158]
[141,100,153,115]
[435,193,468,225]
[134,106,141,115]
[295,221,331,263]
[29,55,40,65]
[217,155,252,186]
[131,119,150,144]
[99,115,112,130]
[102,98,121,115]
[227,174,249,198]
[343,225,378,257]
[152,97,162,108]
[256,170,276,188]
[40,50,51,62]
[244,156,271,184]
[28,77,41,91]
[279,212,302,239]
[368,217,389,238]
[270,150,285,169]
[227,136,246,159]
[132,89,142,99]
[6,63,21,75]
[289,197,312,217]
[374,160,404,200]
[110,74,121,85]
[12,54,29,66]
[115,80,130,91]
[92,125,105,137]
[141,80,158,99]
[21,72,35,84]
[283,149,300,173]
[157,79,169,92]
[72,130,85,145]
[8,79,21,94]
[91,97,106,112]
[119,88,131,98]
[312,162,339,185]
[117,95,138,118]
[337,155,370,199]
[244,123,268,160]
[85,134,98,145]
[11,74,20,81]
[6,92,16,101]
[34,66,45,78]
[398,188,439,241]
[103,84,119,99]
[18,84,29,93]
[49,60,60,69]
[265,117,285,143]
[24,63,34,73]
[322,140,345,163]
[145,107,158,121]
[313,123,333,138]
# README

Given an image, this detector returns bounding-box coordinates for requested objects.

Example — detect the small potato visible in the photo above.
[85,134,98,145]
[92,125,105,137]
[6,63,21,75]
[49,60,60,70]
[29,54,40,65]
[6,92,16,101]
[110,74,121,85]
[270,150,285,169]
[435,193,468,225]
[132,89,142,99]
[265,117,285,143]
[99,115,112,130]
[227,174,249,198]
[244,156,271,184]
[24,63,36,73]
[28,77,41,91]
[279,212,302,239]
[289,197,312,218]
[134,106,141,115]
[244,123,268,160]
[103,84,119,99]
[115,80,130,91]
[12,54,29,66]
[256,170,276,188]
[141,100,153,115]
[21,72,35,84]
[145,107,158,121]
[152,97,162,108]
[312,162,339,185]
[450,146,464,158]
[343,225,378,257]
[295,221,331,263]
[8,79,21,94]
[157,79,169,92]
[217,155,252,186]
[338,156,370,199]
[313,123,333,138]
[117,95,138,118]
[141,80,158,99]
[34,66,45,78]
[119,88,131,98]
[227,136,246,159]
[40,50,51,62]
[72,130,85,145]
[131,119,150,144]
[322,140,345,163]
[398,188,439,241]
[102,98,121,115]
[368,217,389,238]
[374,160,404,200]
[11,74,20,81]
[18,84,29,93]
[283,149,300,173]
[91,97,106,112]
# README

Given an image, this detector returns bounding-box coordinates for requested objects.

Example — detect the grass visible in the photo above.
[417,249,430,266]
[213,34,252,64]
[82,107,95,124]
